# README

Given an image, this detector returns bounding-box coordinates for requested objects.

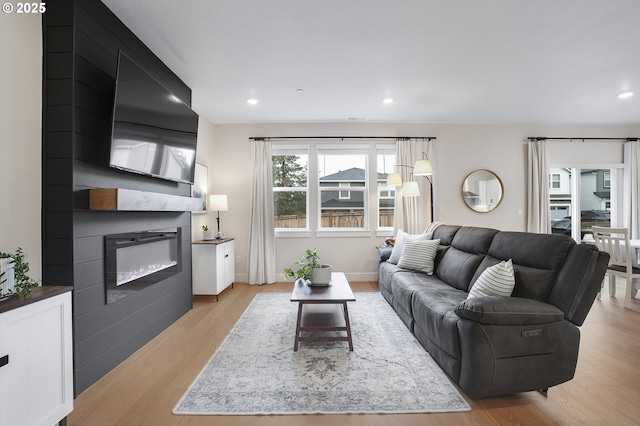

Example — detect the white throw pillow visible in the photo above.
[387,229,404,264]
[467,259,515,299]
[397,238,440,275]
[388,230,431,265]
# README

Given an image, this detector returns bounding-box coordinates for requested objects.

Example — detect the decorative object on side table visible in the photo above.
[0,248,39,301]
[283,248,332,286]
[209,194,228,239]
[202,225,215,240]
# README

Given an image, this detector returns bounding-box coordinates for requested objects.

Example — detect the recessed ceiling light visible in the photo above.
[618,91,633,99]
[383,98,394,104]
[247,98,258,105]
[296,88,304,93]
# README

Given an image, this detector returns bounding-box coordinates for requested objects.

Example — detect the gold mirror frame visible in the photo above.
[461,169,504,213]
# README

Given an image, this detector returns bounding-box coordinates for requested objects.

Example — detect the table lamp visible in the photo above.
[209,194,228,239]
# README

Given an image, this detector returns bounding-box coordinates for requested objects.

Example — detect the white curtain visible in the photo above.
[248,139,277,284]
[526,139,551,233]
[623,141,640,239]
[393,138,430,234]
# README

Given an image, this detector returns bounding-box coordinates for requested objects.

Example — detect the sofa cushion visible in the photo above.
[451,227,500,254]
[411,283,468,361]
[487,232,574,301]
[431,225,461,246]
[397,238,440,274]
[436,247,485,291]
[390,270,443,330]
[467,259,515,299]
[455,297,565,325]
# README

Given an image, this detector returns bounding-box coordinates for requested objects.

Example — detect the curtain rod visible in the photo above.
[249,136,436,141]
[528,137,639,141]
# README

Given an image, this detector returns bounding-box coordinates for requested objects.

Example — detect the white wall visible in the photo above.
[0,14,42,280]
[209,122,640,283]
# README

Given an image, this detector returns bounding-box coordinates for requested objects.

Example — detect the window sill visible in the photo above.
[275,230,312,238]
[376,229,395,238]
[315,230,372,238]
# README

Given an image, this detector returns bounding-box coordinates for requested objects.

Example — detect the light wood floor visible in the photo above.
[68,280,640,426]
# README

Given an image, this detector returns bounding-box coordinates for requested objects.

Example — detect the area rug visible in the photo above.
[173,292,470,415]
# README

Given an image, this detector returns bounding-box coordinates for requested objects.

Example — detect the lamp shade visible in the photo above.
[413,159,433,176]
[401,181,420,197]
[209,194,228,211]
[386,173,403,187]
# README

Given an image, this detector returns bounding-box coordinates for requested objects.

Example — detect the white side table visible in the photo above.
[192,238,235,300]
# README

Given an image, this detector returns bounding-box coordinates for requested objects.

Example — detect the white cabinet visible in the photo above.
[192,238,235,299]
[0,287,73,426]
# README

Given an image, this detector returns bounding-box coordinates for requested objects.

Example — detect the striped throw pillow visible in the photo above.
[397,238,440,275]
[467,259,515,299]
[388,230,432,264]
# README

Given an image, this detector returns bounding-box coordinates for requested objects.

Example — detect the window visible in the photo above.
[318,148,367,229]
[338,182,350,199]
[550,173,561,189]
[377,148,396,229]
[273,142,396,234]
[272,148,308,229]
[603,171,611,188]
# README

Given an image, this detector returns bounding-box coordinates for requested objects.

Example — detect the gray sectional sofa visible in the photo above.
[378,225,609,398]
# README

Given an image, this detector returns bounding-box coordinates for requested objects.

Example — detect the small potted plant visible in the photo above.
[0,248,39,301]
[284,248,332,286]
[202,225,215,240]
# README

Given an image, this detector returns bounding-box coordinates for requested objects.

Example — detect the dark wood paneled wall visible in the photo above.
[43,0,193,395]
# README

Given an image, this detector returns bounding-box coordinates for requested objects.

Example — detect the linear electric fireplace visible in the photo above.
[105,228,182,304]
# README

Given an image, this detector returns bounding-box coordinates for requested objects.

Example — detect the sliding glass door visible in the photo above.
[549,166,621,242]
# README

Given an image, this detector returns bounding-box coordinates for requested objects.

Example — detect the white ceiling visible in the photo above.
[101,0,640,125]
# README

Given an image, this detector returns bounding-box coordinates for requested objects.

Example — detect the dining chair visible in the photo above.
[592,226,640,308]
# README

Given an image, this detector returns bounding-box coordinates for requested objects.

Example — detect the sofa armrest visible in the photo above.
[454,296,565,326]
[378,246,393,263]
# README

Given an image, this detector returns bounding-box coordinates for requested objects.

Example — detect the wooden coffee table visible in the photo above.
[290,272,356,351]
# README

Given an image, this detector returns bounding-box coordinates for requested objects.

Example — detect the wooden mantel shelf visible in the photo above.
[89,188,203,212]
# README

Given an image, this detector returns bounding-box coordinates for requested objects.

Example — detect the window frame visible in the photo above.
[273,140,396,238]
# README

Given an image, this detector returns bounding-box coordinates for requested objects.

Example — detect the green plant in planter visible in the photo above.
[202,225,209,231]
[0,247,39,299]
[283,248,322,282]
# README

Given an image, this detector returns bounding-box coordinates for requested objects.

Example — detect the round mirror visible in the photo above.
[462,169,504,213]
